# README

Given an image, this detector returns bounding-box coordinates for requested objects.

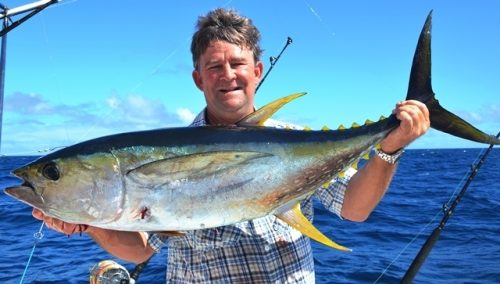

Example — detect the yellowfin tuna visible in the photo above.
[4,12,499,252]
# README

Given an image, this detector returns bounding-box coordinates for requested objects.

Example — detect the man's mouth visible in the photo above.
[219,86,242,93]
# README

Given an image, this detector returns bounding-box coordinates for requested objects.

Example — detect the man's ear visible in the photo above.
[255,61,264,80]
[192,69,203,91]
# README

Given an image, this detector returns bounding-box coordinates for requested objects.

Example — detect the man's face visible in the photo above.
[192,41,263,124]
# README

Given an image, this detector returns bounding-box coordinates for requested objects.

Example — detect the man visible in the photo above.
[33,8,430,283]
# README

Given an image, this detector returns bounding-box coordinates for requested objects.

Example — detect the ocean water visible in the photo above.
[0,148,499,283]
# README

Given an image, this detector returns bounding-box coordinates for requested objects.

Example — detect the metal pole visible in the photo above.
[0,0,59,153]
[0,0,54,19]
[0,8,7,153]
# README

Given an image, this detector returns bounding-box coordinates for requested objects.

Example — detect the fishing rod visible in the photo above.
[129,257,151,282]
[400,131,500,283]
[255,36,293,93]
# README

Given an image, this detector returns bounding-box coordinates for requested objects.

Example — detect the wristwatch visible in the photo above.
[374,148,404,164]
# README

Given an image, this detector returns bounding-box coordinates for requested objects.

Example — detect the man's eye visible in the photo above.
[232,62,246,67]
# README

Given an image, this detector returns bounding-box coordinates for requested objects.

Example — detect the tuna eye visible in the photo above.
[42,162,60,181]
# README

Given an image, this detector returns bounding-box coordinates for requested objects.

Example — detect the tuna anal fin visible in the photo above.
[275,203,351,252]
[237,92,306,126]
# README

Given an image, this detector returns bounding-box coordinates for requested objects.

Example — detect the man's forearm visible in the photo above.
[86,227,154,264]
[341,154,397,222]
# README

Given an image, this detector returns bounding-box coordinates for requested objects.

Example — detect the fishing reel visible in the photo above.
[89,260,134,284]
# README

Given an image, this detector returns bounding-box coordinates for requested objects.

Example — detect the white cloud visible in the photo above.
[106,96,121,109]
[1,92,188,155]
[458,104,500,124]
[176,107,195,124]
[5,92,54,115]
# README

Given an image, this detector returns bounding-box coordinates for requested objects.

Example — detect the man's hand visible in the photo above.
[380,100,430,152]
[32,208,88,235]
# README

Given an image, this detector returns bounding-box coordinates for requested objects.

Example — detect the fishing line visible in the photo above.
[78,35,193,142]
[302,0,336,38]
[14,2,240,281]
[19,221,45,284]
[372,209,442,284]
[82,0,235,142]
[49,0,79,8]
[373,147,488,283]
[371,147,486,281]
[39,4,72,151]
[128,38,191,94]
[373,132,499,283]
[0,0,76,156]
[441,148,489,207]
[400,133,499,283]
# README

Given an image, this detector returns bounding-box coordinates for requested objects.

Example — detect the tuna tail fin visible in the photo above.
[407,10,500,145]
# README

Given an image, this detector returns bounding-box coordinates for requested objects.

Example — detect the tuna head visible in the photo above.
[5,153,125,226]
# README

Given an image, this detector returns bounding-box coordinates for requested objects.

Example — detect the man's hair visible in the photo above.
[191,8,263,69]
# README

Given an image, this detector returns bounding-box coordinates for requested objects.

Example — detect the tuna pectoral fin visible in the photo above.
[156,231,186,237]
[275,204,351,252]
[127,151,272,186]
[237,92,306,126]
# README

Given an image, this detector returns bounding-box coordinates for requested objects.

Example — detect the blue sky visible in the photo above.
[1,0,499,155]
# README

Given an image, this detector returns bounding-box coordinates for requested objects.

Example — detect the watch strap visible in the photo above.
[374,148,404,164]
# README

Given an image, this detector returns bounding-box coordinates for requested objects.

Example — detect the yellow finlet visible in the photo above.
[321,125,330,131]
[276,204,351,252]
[351,122,360,128]
[379,115,387,121]
[337,124,346,130]
[350,160,359,170]
[304,126,312,131]
[238,92,306,126]
[362,151,370,160]
[321,181,331,189]
[365,119,374,125]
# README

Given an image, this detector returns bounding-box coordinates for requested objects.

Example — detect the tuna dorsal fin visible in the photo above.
[126,151,272,187]
[237,92,306,126]
[406,11,500,145]
[275,203,351,252]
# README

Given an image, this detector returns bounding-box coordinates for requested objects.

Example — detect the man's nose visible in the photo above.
[220,64,236,80]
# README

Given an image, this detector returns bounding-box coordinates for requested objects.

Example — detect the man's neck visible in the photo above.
[205,108,255,125]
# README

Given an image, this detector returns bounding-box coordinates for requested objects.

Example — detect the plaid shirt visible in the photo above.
[148,109,353,283]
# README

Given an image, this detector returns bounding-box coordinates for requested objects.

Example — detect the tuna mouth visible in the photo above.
[4,180,45,206]
[21,180,35,190]
[4,180,35,196]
